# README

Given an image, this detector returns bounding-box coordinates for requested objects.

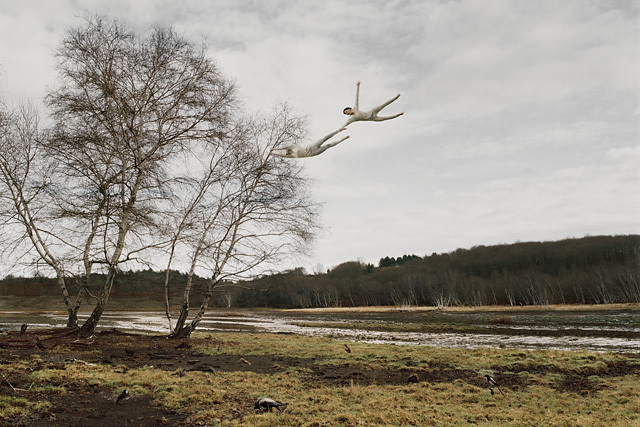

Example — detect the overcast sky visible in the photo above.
[1,0,638,273]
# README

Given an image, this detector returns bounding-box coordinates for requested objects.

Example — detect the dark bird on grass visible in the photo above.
[34,336,46,350]
[407,373,420,384]
[115,389,130,404]
[97,355,114,365]
[344,343,351,353]
[173,368,188,377]
[485,374,504,395]
[254,397,288,413]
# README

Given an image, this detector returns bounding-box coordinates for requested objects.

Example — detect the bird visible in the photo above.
[485,375,504,395]
[239,357,251,365]
[407,373,420,384]
[34,336,46,350]
[344,343,351,353]
[115,389,130,404]
[254,397,288,413]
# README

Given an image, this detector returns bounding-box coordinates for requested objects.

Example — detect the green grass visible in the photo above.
[0,395,51,420]
[293,320,477,334]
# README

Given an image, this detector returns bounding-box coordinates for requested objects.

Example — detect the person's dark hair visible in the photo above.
[343,107,352,114]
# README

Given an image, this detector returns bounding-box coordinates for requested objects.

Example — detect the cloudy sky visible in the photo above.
[1,0,638,273]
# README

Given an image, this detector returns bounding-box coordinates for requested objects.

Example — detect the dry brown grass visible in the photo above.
[489,314,515,324]
[1,330,639,426]
[285,302,640,314]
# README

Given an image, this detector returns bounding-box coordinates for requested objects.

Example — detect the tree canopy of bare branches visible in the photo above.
[0,15,319,336]
[162,105,320,337]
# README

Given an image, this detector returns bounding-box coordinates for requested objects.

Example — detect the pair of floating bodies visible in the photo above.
[271,82,403,158]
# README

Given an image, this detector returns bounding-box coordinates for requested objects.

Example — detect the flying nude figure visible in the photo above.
[271,127,349,158]
[342,81,403,127]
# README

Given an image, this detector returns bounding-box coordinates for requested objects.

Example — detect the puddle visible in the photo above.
[1,309,638,353]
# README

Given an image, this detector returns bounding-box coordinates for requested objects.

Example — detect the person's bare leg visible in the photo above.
[314,136,350,155]
[373,112,403,122]
[312,127,347,149]
[372,94,401,114]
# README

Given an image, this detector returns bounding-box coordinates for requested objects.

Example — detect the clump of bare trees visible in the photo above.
[239,235,639,309]
[0,16,319,336]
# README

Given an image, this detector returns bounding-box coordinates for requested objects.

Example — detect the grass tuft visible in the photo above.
[489,314,515,324]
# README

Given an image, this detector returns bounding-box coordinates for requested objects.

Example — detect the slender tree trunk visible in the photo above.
[79,268,117,336]
[163,249,177,332]
[172,276,218,338]
[54,272,79,328]
[171,263,198,335]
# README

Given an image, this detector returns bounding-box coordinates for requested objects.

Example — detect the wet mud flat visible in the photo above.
[224,306,640,353]
[1,304,639,353]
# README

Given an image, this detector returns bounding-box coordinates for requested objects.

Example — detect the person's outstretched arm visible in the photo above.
[354,81,360,112]
[271,145,295,151]
[271,151,291,158]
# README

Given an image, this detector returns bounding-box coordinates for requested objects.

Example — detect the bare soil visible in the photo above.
[1,328,638,426]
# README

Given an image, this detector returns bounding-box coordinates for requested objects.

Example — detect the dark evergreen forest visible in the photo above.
[2,235,638,308]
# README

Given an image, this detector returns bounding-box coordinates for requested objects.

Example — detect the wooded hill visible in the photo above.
[2,235,638,308]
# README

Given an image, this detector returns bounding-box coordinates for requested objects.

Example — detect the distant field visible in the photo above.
[0,295,175,313]
[2,294,637,314]
[286,302,640,313]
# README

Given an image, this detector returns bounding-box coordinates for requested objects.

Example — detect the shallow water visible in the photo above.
[1,309,638,353]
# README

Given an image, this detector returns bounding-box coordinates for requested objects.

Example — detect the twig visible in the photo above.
[0,371,26,392]
[68,358,97,366]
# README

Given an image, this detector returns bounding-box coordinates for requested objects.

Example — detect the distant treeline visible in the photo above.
[239,235,640,308]
[2,235,639,308]
[0,269,210,302]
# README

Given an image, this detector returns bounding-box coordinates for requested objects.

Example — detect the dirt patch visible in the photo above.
[1,328,639,425]
[14,386,188,427]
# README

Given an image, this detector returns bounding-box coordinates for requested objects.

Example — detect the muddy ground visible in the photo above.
[1,328,638,426]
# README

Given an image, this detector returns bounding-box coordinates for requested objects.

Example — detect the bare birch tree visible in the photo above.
[0,103,88,327]
[2,16,318,336]
[3,16,235,335]
[162,106,320,338]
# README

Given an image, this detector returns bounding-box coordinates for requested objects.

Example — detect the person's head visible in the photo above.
[343,107,355,115]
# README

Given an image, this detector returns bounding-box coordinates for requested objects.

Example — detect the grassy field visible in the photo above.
[286,302,640,313]
[0,328,638,426]
[2,294,637,313]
